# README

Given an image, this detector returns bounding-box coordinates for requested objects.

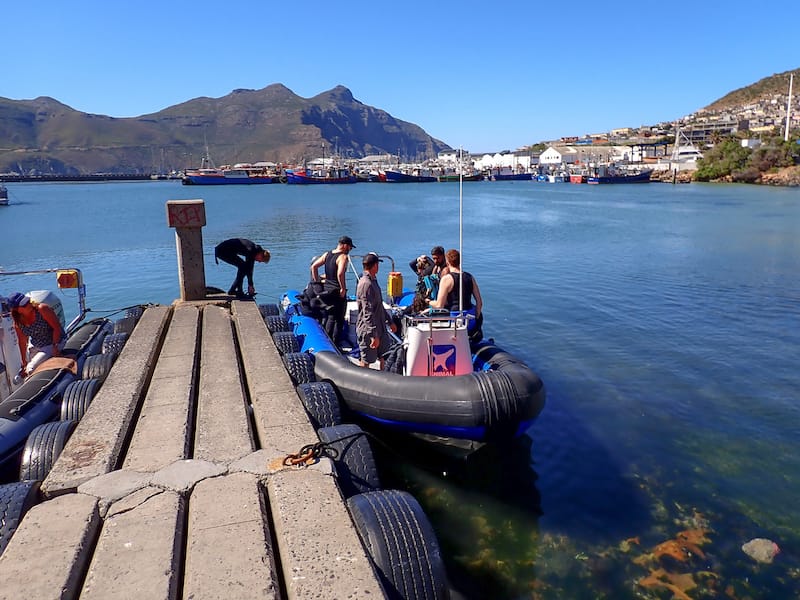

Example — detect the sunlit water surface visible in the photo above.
[2,180,799,598]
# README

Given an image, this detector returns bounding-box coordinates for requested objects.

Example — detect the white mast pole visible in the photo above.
[785,73,794,143]
[458,147,464,315]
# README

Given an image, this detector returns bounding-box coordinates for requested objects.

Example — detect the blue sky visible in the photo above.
[3,1,797,153]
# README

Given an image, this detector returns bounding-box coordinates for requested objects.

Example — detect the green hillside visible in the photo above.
[705,68,798,111]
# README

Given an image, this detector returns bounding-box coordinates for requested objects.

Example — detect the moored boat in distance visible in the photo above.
[437,172,484,182]
[489,168,532,181]
[569,170,588,184]
[182,163,278,185]
[0,182,8,206]
[383,168,438,183]
[285,167,358,184]
[587,166,653,184]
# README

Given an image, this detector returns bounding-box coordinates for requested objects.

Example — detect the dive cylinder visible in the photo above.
[387,271,403,300]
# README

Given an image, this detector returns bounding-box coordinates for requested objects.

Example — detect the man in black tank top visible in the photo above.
[428,249,483,340]
[309,235,356,342]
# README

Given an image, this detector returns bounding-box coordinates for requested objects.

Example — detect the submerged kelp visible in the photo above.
[373,433,800,599]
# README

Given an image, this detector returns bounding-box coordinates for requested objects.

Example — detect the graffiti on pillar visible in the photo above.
[167,201,206,228]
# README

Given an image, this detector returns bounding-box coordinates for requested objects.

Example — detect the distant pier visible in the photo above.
[0,174,159,183]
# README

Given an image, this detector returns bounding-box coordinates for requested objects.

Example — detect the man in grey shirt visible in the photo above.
[356,252,395,368]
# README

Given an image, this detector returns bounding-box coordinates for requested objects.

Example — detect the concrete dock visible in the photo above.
[0,299,385,599]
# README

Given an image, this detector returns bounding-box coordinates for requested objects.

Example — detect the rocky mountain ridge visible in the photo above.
[0,69,797,176]
[0,84,449,176]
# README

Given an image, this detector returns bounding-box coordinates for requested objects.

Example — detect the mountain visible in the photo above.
[0,84,450,176]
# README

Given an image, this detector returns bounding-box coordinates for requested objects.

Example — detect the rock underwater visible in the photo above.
[741,538,780,564]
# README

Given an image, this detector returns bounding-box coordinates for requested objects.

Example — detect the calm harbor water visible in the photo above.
[1,180,799,598]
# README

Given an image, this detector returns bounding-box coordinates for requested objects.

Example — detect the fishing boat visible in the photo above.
[492,172,532,181]
[489,168,532,181]
[587,166,652,184]
[0,268,134,470]
[547,173,568,183]
[437,173,484,182]
[382,168,437,183]
[285,167,358,184]
[181,163,277,185]
[0,182,8,206]
[276,257,545,444]
[569,171,588,184]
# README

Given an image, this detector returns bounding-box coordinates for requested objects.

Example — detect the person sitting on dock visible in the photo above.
[356,252,396,369]
[310,235,355,343]
[8,292,65,375]
[428,248,484,341]
[214,238,270,299]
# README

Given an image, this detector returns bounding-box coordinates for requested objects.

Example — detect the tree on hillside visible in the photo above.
[695,132,800,183]
[695,138,750,181]
[750,137,797,170]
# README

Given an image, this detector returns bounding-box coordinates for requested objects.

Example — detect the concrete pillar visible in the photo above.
[166,199,206,301]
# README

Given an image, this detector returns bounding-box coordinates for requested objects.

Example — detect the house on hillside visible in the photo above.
[539,146,578,166]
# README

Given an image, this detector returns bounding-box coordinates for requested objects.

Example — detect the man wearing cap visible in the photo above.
[7,292,65,375]
[310,235,355,342]
[214,238,270,299]
[356,252,396,369]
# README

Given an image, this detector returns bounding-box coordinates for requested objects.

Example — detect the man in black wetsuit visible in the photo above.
[214,238,270,299]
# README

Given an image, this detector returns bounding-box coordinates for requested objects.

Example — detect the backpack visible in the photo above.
[423,273,440,300]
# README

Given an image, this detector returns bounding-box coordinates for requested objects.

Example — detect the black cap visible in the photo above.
[8,292,30,309]
[339,235,355,248]
[363,251,383,267]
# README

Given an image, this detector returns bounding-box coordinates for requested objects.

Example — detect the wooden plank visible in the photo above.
[80,487,184,600]
[184,473,279,599]
[123,305,199,471]
[194,305,253,461]
[0,493,100,600]
[43,306,171,497]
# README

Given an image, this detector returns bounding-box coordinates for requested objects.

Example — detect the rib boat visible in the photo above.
[0,269,132,469]
[277,256,546,443]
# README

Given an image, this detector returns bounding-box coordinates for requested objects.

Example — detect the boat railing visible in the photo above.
[401,309,475,331]
[346,254,397,282]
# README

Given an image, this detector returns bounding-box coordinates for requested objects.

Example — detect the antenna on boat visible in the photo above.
[458,147,464,316]
[785,73,794,143]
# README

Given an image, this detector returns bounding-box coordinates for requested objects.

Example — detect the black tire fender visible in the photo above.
[19,420,78,482]
[125,306,144,321]
[113,315,138,335]
[318,424,379,498]
[259,303,280,317]
[60,378,101,421]
[0,481,41,556]
[282,352,315,385]
[297,382,342,428]
[347,489,449,600]
[272,331,299,355]
[265,315,290,333]
[101,332,128,356]
[81,353,116,382]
